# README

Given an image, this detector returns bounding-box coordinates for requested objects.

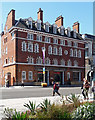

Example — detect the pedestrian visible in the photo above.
[53,82,61,96]
[21,80,24,87]
[81,78,86,99]
[92,80,95,100]
[83,79,90,100]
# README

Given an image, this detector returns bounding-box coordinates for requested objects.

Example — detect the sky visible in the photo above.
[0,1,94,57]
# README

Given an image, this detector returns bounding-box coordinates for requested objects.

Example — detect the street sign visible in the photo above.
[43,67,45,74]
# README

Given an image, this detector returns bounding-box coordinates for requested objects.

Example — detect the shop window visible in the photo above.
[67,72,70,80]
[22,71,26,80]
[28,71,33,80]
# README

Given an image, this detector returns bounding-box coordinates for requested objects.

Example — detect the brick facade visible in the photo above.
[0,8,85,86]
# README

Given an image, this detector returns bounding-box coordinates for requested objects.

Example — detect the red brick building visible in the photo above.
[0,8,85,86]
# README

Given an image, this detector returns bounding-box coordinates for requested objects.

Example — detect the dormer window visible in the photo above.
[27,17,33,29]
[37,19,41,30]
[61,26,64,35]
[28,21,32,29]
[44,22,50,32]
[73,29,77,38]
[53,24,57,34]
[67,27,71,37]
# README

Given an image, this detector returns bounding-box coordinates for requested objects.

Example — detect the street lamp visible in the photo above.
[42,44,45,83]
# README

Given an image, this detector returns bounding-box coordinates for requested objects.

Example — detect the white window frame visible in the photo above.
[53,46,58,55]
[45,36,50,43]
[74,49,77,57]
[70,49,73,57]
[22,71,26,80]
[28,42,33,52]
[59,47,62,56]
[53,24,57,34]
[36,57,42,64]
[28,71,33,80]
[61,59,65,66]
[48,45,52,55]
[67,40,72,46]
[27,57,34,64]
[37,19,41,30]
[73,42,78,47]
[22,41,26,51]
[78,50,81,58]
[60,39,65,46]
[74,60,78,66]
[67,72,70,80]
[34,43,39,53]
[11,32,14,39]
[53,59,58,65]
[45,57,50,65]
[53,38,58,44]
[67,60,72,66]
[37,35,42,41]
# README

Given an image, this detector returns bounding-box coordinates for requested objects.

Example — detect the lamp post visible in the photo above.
[42,43,45,83]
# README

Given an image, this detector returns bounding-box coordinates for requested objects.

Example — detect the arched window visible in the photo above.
[48,45,52,54]
[70,49,73,57]
[22,71,26,80]
[59,47,62,56]
[28,42,33,52]
[34,43,39,53]
[22,41,26,51]
[74,60,78,66]
[27,57,34,64]
[53,46,58,55]
[61,59,65,66]
[28,71,33,80]
[36,57,42,64]
[53,59,58,65]
[74,49,77,57]
[45,57,50,64]
[67,60,72,66]
[78,50,81,58]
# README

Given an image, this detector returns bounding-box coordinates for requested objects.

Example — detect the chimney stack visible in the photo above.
[55,15,63,27]
[6,9,15,30]
[37,8,43,24]
[72,22,80,33]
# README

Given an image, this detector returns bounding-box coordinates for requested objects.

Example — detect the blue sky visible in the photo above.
[0,2,93,57]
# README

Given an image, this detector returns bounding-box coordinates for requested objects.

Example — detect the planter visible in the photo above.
[41,83,47,87]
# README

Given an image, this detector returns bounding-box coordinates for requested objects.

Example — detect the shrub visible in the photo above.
[4,107,28,120]
[37,99,51,111]
[24,101,36,115]
[72,102,95,120]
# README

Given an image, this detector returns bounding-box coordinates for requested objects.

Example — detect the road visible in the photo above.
[0,86,82,99]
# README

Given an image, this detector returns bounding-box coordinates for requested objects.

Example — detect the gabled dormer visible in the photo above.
[26,17,33,29]
[65,27,71,37]
[53,24,57,34]
[58,26,64,35]
[36,19,41,31]
[44,21,50,32]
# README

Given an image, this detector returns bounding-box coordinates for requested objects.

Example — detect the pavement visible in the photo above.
[0,86,94,120]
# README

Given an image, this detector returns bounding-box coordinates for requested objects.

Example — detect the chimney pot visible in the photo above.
[37,8,43,24]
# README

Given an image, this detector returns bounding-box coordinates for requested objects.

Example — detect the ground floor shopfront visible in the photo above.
[1,64,85,86]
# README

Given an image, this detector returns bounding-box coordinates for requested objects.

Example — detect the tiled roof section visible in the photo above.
[14,18,83,40]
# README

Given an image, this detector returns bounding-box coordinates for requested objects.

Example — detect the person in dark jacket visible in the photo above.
[53,82,61,96]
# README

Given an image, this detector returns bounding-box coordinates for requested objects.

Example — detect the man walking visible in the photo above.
[53,82,61,96]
